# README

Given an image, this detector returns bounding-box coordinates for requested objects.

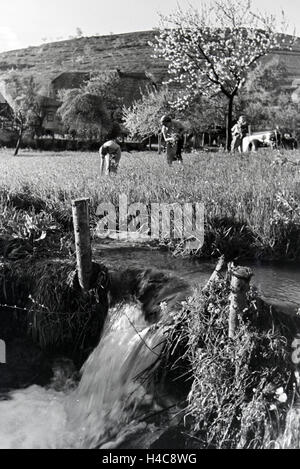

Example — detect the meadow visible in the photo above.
[0,148,299,261]
[1,147,300,449]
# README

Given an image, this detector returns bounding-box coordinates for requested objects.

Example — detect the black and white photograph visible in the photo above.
[0,0,300,453]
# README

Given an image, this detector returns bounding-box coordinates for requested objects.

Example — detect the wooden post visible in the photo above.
[0,339,6,364]
[72,198,93,291]
[228,265,253,339]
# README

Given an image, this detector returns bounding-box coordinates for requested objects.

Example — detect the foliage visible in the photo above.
[236,59,299,132]
[0,258,108,361]
[58,91,112,139]
[123,87,227,139]
[83,71,123,115]
[152,0,293,149]
[3,73,48,154]
[169,277,298,448]
[184,93,227,133]
[58,71,125,139]
[123,87,175,139]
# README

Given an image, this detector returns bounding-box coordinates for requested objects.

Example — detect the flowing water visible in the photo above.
[0,244,300,449]
[0,302,170,449]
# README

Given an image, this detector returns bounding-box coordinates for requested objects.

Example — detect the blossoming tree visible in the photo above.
[153,0,294,150]
[123,88,174,141]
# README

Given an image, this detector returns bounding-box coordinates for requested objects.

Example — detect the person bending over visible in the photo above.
[99,139,122,176]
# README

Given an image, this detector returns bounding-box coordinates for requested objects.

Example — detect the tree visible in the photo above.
[58,71,125,141]
[122,87,174,140]
[123,86,227,147]
[236,59,299,134]
[58,90,112,140]
[153,0,293,150]
[3,74,47,155]
[183,93,227,135]
[76,27,84,38]
[83,71,123,114]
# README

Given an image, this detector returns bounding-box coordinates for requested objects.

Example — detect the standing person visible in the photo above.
[161,115,185,165]
[231,115,248,152]
[99,138,122,176]
[272,125,282,149]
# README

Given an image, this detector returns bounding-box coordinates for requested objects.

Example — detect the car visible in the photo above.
[242,129,297,152]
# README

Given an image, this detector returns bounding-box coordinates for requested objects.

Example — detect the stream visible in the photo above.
[95,244,300,314]
[0,244,299,449]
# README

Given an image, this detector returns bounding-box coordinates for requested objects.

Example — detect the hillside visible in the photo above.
[0,30,300,100]
[0,30,168,90]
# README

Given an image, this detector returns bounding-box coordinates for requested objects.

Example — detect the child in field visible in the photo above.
[161,115,185,165]
[99,139,122,176]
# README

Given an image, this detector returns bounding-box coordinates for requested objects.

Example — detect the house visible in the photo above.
[40,96,63,133]
[115,70,157,106]
[0,91,13,123]
[39,72,91,134]
[50,72,91,99]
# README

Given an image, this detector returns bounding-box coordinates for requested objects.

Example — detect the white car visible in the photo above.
[242,130,297,152]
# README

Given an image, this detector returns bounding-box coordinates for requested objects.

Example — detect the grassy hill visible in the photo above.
[0,30,168,92]
[0,30,300,100]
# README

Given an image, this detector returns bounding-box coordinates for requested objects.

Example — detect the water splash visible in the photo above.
[0,385,73,449]
[70,302,167,449]
[0,302,167,449]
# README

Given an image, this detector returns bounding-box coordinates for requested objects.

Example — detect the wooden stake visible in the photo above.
[0,339,6,364]
[203,255,225,293]
[228,265,253,339]
[72,198,93,291]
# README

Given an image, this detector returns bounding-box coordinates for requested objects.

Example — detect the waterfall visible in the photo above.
[0,301,168,449]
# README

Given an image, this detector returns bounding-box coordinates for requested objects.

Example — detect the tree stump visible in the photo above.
[228,265,253,339]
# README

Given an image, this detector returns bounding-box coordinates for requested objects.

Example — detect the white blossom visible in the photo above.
[152,0,293,112]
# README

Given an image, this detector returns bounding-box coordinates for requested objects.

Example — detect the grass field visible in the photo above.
[0,148,299,260]
[1,147,300,448]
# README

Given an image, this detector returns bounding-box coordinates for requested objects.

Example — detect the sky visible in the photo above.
[0,0,299,53]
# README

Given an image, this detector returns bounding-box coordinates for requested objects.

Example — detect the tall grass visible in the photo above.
[1,149,299,446]
[160,275,300,449]
[0,148,299,260]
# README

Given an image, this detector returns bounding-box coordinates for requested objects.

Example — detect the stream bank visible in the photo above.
[0,235,300,448]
